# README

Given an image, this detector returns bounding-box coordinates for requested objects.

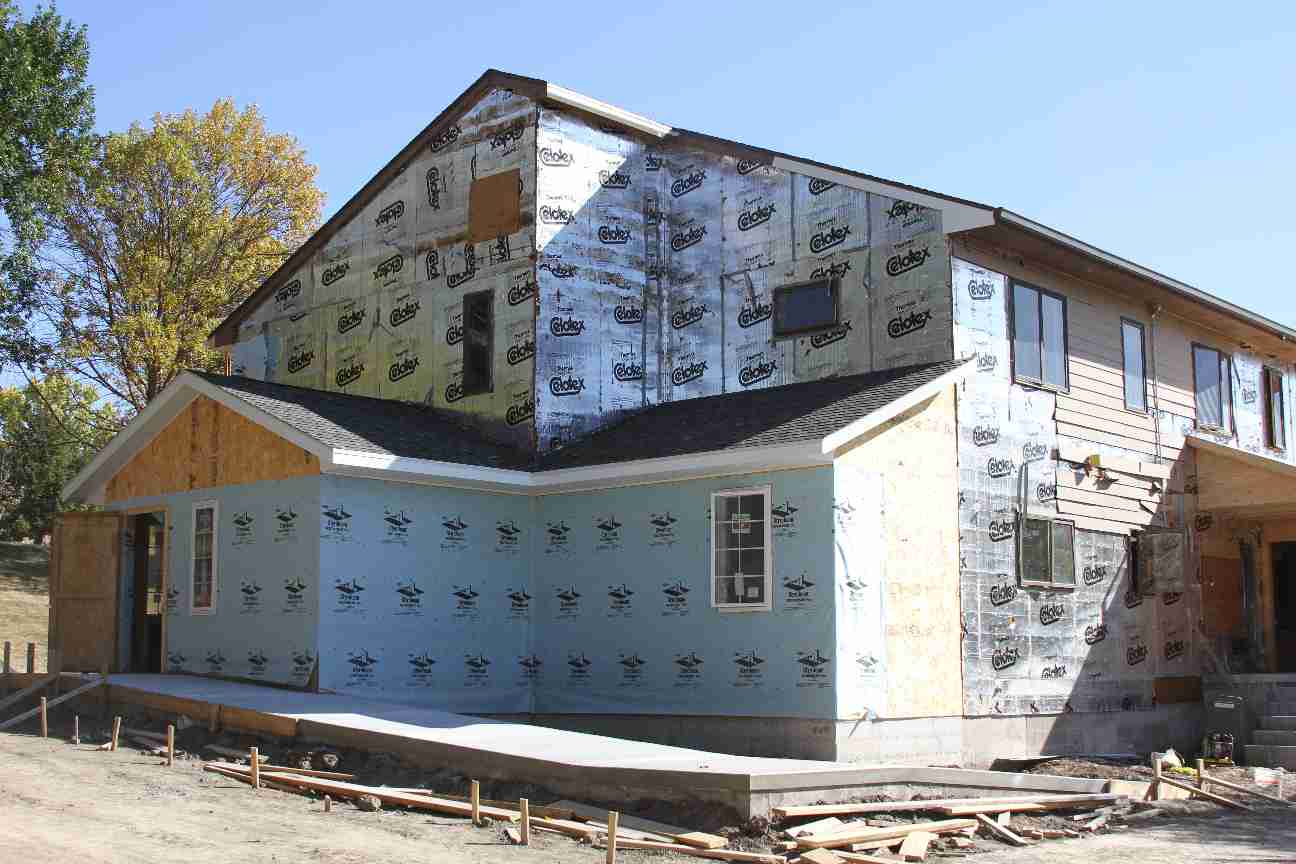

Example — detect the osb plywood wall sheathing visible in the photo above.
[532,107,953,450]
[105,396,319,502]
[952,255,1207,717]
[229,88,539,447]
[834,389,962,720]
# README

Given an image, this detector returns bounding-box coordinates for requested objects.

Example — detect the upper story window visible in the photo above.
[711,486,772,611]
[1192,344,1233,431]
[772,277,840,338]
[1011,280,1068,390]
[462,289,493,396]
[1264,367,1286,450]
[1121,319,1147,412]
[191,501,217,614]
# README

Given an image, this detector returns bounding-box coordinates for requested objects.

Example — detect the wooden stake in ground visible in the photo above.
[1151,752,1162,800]
[249,747,260,790]
[72,714,79,745]
[3,641,9,673]
[324,795,332,813]
[606,811,619,864]
[519,798,531,845]
[110,716,122,751]
[26,642,35,673]
[38,696,47,737]
[470,780,481,826]
[166,724,175,767]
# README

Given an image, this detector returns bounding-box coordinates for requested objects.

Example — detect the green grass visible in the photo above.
[0,541,51,672]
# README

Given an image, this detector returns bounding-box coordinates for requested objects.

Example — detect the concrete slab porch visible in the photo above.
[104,674,1104,817]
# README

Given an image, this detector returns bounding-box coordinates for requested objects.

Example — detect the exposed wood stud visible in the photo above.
[470,779,481,826]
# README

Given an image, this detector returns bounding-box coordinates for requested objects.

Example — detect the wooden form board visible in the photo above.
[105,395,318,503]
[49,511,122,672]
[106,684,299,738]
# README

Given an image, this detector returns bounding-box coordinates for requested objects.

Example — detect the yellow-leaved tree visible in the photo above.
[40,98,323,414]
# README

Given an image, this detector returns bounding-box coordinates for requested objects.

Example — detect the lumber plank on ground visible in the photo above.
[0,672,58,714]
[798,849,845,864]
[555,799,725,848]
[936,795,1123,816]
[1197,771,1295,806]
[203,744,267,762]
[0,676,103,731]
[122,727,167,742]
[391,790,574,821]
[594,837,780,863]
[772,793,1121,821]
[790,817,846,837]
[898,831,935,862]
[974,813,1029,847]
[505,827,522,845]
[818,853,896,864]
[1154,775,1252,811]
[204,763,520,821]
[260,764,354,780]
[796,818,978,851]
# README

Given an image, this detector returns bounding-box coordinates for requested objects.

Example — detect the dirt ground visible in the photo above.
[0,541,50,673]
[4,725,1296,864]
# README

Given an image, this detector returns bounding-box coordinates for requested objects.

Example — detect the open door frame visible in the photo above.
[121,505,170,673]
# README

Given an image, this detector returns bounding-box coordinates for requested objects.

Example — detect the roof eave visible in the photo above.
[993,209,1296,346]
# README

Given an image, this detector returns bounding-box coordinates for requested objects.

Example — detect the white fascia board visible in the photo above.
[545,83,672,139]
[770,156,995,234]
[326,441,830,495]
[820,363,973,456]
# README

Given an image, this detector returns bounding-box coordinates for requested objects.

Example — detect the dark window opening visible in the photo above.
[462,290,493,396]
[1192,344,1232,431]
[1011,280,1068,390]
[772,278,839,338]
[1264,367,1286,450]
[1019,516,1076,588]
[1121,319,1147,412]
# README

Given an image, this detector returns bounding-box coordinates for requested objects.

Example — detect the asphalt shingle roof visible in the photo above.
[193,359,965,472]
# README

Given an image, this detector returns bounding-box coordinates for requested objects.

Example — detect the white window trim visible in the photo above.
[710,485,773,612]
[190,499,219,615]
[1018,515,1077,590]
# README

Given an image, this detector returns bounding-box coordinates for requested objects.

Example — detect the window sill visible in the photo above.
[1014,377,1069,396]
[715,603,772,614]
[190,607,216,616]
[1018,580,1077,592]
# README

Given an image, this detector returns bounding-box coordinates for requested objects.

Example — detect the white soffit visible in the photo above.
[770,156,996,234]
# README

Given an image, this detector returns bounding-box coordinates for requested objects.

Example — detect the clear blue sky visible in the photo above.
[32,0,1296,326]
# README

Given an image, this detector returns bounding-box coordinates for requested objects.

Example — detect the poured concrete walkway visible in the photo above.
[108,674,1102,816]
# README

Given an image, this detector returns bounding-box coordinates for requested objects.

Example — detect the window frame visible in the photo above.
[771,277,841,339]
[461,288,494,396]
[190,500,218,615]
[1263,366,1286,451]
[1017,515,1077,590]
[710,485,773,612]
[1119,317,1148,414]
[1009,279,1069,392]
[1191,342,1234,433]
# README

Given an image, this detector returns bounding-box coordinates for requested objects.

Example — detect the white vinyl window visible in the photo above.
[1193,344,1233,432]
[191,501,218,614]
[1019,516,1076,589]
[711,486,772,610]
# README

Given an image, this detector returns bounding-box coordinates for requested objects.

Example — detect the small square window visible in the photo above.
[772,278,839,337]
[1019,516,1076,589]
[711,486,772,611]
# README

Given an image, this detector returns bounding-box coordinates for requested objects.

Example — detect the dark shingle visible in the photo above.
[192,359,965,473]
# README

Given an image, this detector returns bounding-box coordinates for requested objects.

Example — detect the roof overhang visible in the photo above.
[964,210,1296,358]
[65,364,970,503]
[1186,433,1296,518]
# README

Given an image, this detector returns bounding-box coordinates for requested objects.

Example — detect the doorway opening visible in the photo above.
[123,512,166,673]
[1273,541,1296,673]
